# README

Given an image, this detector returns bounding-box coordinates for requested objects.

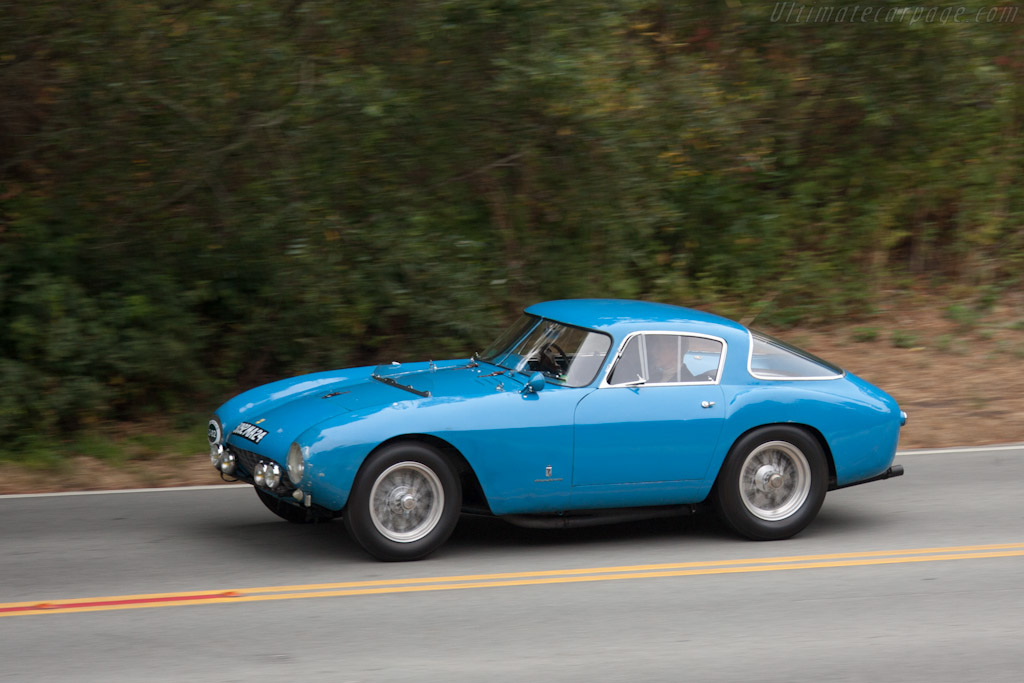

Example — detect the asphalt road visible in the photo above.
[2,445,1023,683]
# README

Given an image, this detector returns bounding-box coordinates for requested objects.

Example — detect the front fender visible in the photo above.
[296,386,587,514]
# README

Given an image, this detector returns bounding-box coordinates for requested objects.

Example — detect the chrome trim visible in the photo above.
[598,331,728,389]
[745,330,845,382]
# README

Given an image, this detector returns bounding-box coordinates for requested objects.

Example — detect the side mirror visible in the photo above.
[523,372,546,394]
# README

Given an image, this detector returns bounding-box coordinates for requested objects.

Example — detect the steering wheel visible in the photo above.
[539,343,569,375]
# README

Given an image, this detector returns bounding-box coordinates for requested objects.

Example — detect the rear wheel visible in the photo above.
[714,426,828,540]
[344,442,462,561]
[255,487,319,524]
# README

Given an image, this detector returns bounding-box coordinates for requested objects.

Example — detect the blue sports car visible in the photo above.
[208,299,905,560]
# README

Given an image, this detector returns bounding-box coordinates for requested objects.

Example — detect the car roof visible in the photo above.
[524,299,748,338]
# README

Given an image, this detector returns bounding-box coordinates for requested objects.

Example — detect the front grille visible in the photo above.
[229,446,262,478]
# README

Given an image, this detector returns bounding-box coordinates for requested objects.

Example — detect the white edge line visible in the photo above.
[2,443,1022,500]
[0,484,248,500]
[896,444,1024,457]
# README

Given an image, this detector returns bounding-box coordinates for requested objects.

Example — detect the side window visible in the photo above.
[608,336,643,385]
[645,334,724,384]
[683,337,724,382]
[645,334,686,383]
[609,334,724,385]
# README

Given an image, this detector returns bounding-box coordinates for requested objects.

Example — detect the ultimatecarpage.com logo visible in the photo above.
[769,3,1019,24]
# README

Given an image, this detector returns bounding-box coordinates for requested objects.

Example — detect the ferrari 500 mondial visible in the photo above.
[208,299,905,561]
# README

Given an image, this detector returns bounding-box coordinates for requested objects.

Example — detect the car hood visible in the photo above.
[224,360,518,456]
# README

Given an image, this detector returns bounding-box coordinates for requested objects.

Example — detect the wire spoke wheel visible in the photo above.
[345,442,461,560]
[738,441,811,521]
[714,426,827,541]
[368,461,445,543]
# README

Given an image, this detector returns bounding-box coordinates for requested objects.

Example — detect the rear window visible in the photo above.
[748,332,843,380]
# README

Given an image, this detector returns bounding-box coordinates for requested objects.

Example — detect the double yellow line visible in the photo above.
[3,542,1022,618]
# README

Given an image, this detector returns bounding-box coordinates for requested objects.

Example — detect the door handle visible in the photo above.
[701,401,715,408]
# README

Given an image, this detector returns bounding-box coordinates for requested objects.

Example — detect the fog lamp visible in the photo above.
[264,463,282,489]
[210,443,224,466]
[217,450,236,475]
[254,462,267,487]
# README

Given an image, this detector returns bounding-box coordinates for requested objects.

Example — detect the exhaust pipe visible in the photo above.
[836,464,904,490]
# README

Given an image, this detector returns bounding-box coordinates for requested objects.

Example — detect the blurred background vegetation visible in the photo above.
[1,0,1022,459]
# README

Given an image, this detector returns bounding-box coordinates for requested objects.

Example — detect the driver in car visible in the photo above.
[648,335,696,383]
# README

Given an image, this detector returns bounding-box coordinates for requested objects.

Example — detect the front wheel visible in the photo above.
[344,442,462,561]
[713,426,828,541]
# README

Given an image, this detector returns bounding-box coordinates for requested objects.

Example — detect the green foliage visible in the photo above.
[945,303,982,332]
[1,0,1023,449]
[852,327,880,343]
[890,330,919,349]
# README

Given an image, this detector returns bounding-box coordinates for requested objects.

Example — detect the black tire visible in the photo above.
[255,487,320,524]
[344,442,462,561]
[713,426,828,541]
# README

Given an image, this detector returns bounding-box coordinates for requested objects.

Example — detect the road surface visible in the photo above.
[1,445,1022,682]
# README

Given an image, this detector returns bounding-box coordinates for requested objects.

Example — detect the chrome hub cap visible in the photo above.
[739,441,811,521]
[369,461,444,543]
[754,465,786,492]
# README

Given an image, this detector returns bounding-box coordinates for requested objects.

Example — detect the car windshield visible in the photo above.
[479,314,539,364]
[479,314,611,387]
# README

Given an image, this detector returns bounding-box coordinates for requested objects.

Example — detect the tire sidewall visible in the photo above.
[715,425,828,541]
[344,442,461,561]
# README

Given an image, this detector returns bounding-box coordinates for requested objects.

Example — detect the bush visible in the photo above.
[1,0,1022,449]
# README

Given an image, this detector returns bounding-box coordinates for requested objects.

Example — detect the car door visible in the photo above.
[572,332,727,487]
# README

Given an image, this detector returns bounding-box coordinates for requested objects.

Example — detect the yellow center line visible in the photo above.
[2,543,1022,618]
[234,541,1024,594]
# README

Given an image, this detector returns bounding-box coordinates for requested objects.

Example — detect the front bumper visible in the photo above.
[217,444,298,496]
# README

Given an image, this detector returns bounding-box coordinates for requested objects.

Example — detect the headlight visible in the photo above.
[287,442,305,485]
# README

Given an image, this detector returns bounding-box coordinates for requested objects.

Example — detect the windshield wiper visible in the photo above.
[478,355,513,372]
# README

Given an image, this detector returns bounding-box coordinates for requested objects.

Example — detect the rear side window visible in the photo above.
[608,333,724,385]
[748,332,843,380]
